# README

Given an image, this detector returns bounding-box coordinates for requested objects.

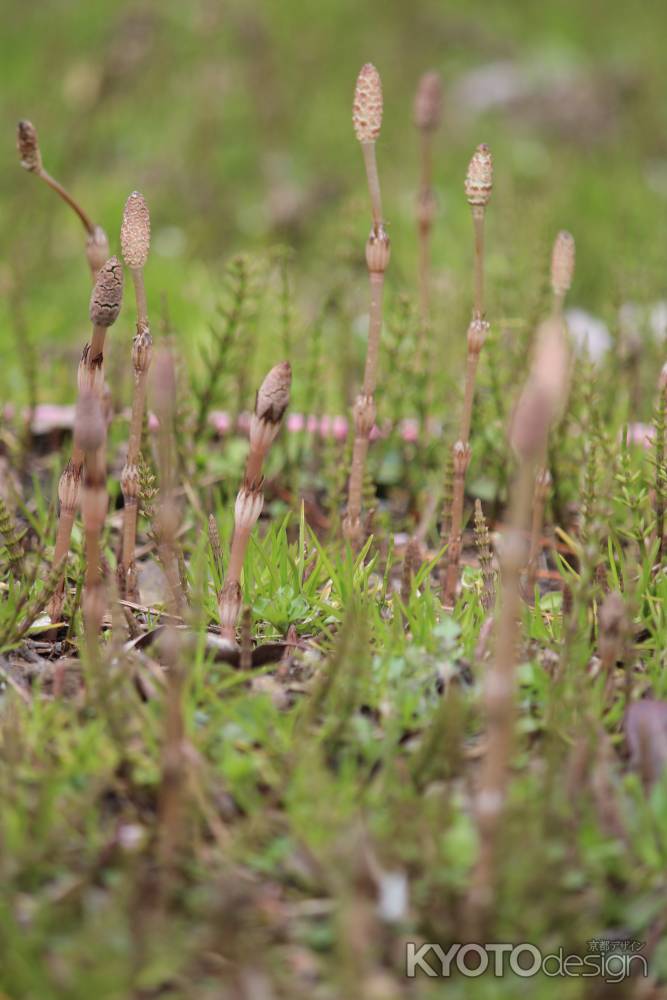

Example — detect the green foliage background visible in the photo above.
[3,0,667,404]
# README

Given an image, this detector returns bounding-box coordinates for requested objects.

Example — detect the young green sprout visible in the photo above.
[119,191,153,600]
[344,64,390,549]
[441,145,493,606]
[468,315,570,929]
[413,70,442,325]
[16,119,109,279]
[218,362,291,643]
[49,258,123,625]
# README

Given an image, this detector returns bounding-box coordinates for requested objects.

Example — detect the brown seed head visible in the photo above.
[16,120,42,173]
[255,361,291,424]
[74,390,106,456]
[89,257,123,327]
[353,63,383,144]
[464,144,493,208]
[120,191,151,269]
[551,230,576,299]
[86,226,110,276]
[413,71,442,132]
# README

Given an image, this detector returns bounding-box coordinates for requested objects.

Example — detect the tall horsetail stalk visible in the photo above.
[16,120,109,278]
[151,343,188,880]
[74,390,108,636]
[441,145,493,606]
[48,259,123,624]
[119,191,153,600]
[343,63,390,550]
[413,70,442,326]
[468,315,570,929]
[217,362,291,643]
[527,231,576,591]
[656,364,667,566]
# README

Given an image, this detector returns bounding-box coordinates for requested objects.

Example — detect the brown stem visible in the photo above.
[459,352,480,444]
[48,506,77,622]
[90,325,106,360]
[361,143,382,227]
[344,428,371,549]
[472,207,485,319]
[363,273,385,396]
[552,290,565,318]
[245,446,266,490]
[49,328,106,622]
[121,370,149,590]
[468,460,534,929]
[131,269,148,329]
[442,442,470,606]
[83,443,107,596]
[344,270,385,548]
[526,467,550,594]
[417,131,434,325]
[227,526,250,586]
[38,169,95,235]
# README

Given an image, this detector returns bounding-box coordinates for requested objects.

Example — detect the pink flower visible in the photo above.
[306,414,319,434]
[332,415,348,441]
[30,404,75,433]
[400,417,420,443]
[624,423,655,449]
[148,411,159,432]
[287,412,305,433]
[237,411,251,433]
[209,410,231,434]
[319,415,331,437]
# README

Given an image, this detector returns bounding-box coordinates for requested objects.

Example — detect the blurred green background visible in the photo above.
[3,0,667,408]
